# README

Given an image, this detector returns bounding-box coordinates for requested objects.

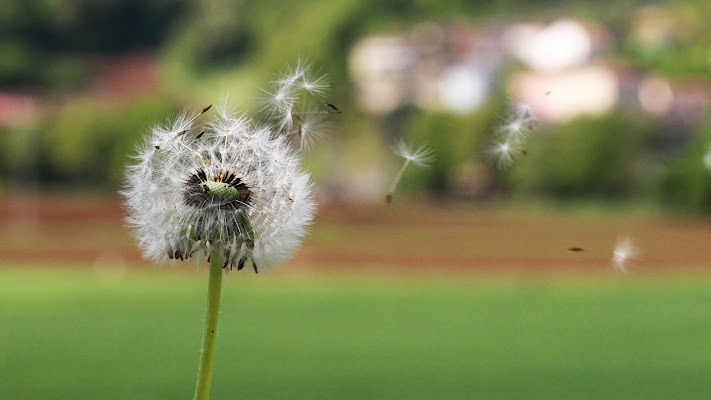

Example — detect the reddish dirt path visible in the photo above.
[2,195,711,272]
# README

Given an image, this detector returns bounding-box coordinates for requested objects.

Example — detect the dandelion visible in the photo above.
[122,60,335,400]
[123,103,315,273]
[612,235,638,273]
[385,139,434,205]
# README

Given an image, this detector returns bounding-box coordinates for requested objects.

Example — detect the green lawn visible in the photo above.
[1,267,711,399]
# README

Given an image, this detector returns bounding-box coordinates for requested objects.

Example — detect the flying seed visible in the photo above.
[568,247,584,252]
[324,102,342,114]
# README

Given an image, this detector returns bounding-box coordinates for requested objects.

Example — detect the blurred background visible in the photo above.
[2,0,711,399]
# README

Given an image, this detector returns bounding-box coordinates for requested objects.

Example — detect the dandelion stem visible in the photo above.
[385,159,410,205]
[193,251,225,400]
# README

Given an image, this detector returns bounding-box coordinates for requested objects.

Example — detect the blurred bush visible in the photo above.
[658,118,711,212]
[405,106,497,196]
[3,96,180,188]
[510,113,653,200]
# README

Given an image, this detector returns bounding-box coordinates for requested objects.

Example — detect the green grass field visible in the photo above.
[2,267,711,400]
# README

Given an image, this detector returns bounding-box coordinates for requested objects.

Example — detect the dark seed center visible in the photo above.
[184,168,252,210]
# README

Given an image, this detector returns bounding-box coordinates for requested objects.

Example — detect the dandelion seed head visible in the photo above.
[122,103,316,272]
[392,139,434,167]
[612,235,638,273]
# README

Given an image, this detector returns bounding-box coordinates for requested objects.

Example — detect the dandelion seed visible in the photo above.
[259,59,336,147]
[277,57,309,86]
[385,139,434,205]
[495,118,528,140]
[259,85,296,118]
[299,73,330,97]
[393,139,434,167]
[496,100,538,141]
[487,99,538,170]
[612,235,638,273]
[295,112,329,149]
[486,139,523,170]
[511,100,535,121]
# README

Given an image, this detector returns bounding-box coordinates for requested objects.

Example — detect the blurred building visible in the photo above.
[349,17,710,127]
[349,22,505,115]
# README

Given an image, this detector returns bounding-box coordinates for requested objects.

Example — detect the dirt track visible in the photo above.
[2,195,711,272]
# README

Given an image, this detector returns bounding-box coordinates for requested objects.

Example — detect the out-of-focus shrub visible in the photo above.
[658,118,711,212]
[405,105,497,195]
[13,95,180,187]
[164,1,253,74]
[0,0,187,88]
[510,113,652,200]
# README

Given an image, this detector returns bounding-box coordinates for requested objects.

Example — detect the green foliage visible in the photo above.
[511,113,651,199]
[405,106,496,194]
[658,118,711,212]
[16,96,180,187]
[623,1,711,78]
[0,0,187,87]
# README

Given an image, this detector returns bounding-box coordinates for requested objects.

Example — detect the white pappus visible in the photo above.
[385,139,434,205]
[612,235,638,273]
[260,58,334,149]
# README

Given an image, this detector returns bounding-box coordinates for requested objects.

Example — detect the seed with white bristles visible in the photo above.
[612,235,638,273]
[385,139,434,205]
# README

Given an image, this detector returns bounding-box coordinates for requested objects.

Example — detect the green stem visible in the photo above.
[193,251,225,400]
